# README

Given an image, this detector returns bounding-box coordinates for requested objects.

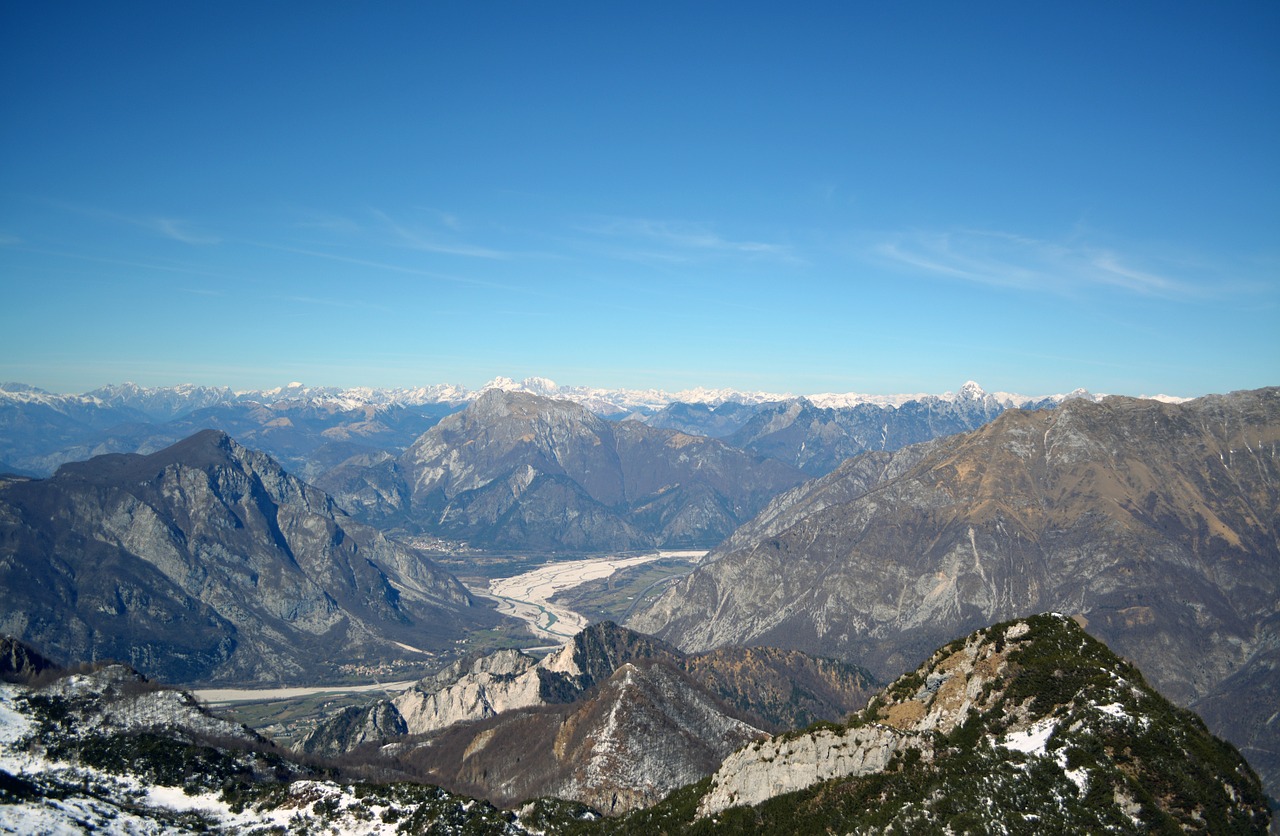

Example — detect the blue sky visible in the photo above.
[2,2,1276,398]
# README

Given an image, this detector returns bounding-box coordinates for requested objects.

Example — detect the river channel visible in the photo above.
[481,550,705,641]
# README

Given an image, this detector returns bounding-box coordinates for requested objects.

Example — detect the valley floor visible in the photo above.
[475,550,705,641]
[192,680,417,705]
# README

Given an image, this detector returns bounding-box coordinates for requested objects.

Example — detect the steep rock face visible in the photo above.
[322,390,806,551]
[630,388,1280,794]
[0,430,497,685]
[395,660,763,815]
[303,623,681,752]
[1191,614,1280,803]
[0,635,61,684]
[302,622,874,755]
[297,701,409,759]
[687,615,1269,831]
[680,645,876,733]
[699,725,920,816]
[552,662,761,814]
[391,648,547,737]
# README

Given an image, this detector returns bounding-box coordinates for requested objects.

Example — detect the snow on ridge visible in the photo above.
[2,377,1193,415]
[808,381,1063,410]
[999,716,1057,755]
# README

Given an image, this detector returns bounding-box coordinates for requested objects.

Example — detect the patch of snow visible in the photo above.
[0,684,33,745]
[1096,702,1127,719]
[1063,766,1089,793]
[999,717,1057,755]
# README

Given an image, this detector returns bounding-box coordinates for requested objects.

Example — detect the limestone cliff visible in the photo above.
[684,615,1270,832]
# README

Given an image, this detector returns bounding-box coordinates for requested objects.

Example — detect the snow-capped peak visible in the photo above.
[0,377,1181,418]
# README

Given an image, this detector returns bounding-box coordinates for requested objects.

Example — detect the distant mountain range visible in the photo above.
[1,377,1134,484]
[5,376,1159,418]
[4,376,1275,812]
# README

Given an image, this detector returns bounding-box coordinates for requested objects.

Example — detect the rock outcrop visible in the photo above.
[699,724,920,816]
[0,635,61,684]
[686,615,1270,832]
[302,622,874,754]
[300,622,875,815]
[397,660,763,815]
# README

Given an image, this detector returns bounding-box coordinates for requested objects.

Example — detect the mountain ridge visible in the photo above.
[318,389,809,551]
[3,376,1148,418]
[629,385,1280,797]
[0,429,502,686]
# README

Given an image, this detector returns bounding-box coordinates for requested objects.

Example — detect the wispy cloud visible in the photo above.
[11,246,229,279]
[148,217,220,245]
[276,294,394,313]
[579,217,800,265]
[288,211,364,236]
[39,199,221,245]
[870,228,1215,300]
[252,242,519,291]
[371,209,508,259]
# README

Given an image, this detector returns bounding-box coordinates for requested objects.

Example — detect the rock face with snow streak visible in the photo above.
[398,660,763,815]
[553,663,760,813]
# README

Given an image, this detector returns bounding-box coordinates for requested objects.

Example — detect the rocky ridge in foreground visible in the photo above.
[621,614,1271,833]
[0,616,1267,833]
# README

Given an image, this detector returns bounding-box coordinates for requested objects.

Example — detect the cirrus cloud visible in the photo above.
[870,228,1228,300]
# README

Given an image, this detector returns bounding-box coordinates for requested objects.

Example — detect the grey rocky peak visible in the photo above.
[320,389,807,551]
[0,429,499,685]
